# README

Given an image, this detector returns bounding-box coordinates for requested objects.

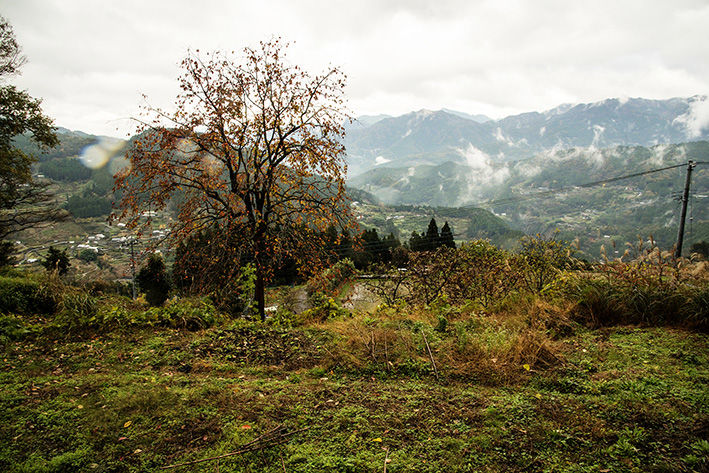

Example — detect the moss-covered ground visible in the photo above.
[2,309,708,472]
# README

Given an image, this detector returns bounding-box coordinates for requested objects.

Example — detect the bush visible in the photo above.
[518,232,573,294]
[449,240,522,307]
[302,293,348,322]
[41,246,71,276]
[136,254,171,307]
[0,275,57,315]
[563,242,709,330]
[405,246,460,306]
[142,298,221,330]
[306,258,357,297]
[82,279,131,297]
[0,315,29,343]
[54,292,99,331]
[77,249,98,263]
[404,243,523,308]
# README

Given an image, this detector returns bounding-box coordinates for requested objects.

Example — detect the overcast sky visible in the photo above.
[3,0,708,138]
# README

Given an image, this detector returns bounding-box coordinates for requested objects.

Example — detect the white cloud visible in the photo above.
[675,96,709,138]
[2,0,708,137]
[456,143,511,204]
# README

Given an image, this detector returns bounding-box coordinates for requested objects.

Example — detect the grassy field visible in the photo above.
[2,292,708,473]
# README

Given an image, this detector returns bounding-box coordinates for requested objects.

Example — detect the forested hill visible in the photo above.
[15,128,521,261]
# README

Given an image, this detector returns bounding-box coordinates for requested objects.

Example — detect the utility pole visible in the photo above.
[675,160,695,259]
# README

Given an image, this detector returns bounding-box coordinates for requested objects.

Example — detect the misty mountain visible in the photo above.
[441,109,492,123]
[349,141,709,207]
[350,140,709,257]
[345,109,495,176]
[345,96,709,177]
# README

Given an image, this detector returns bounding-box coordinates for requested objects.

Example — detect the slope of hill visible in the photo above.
[350,140,709,258]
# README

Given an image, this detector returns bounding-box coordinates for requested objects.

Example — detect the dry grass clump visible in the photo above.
[313,295,573,383]
[441,299,570,382]
[564,251,709,331]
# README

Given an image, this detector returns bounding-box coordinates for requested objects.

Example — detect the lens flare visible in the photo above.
[80,137,126,169]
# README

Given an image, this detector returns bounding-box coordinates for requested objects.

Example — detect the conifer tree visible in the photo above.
[409,231,424,252]
[136,254,171,307]
[440,221,456,248]
[424,218,440,251]
[41,246,70,275]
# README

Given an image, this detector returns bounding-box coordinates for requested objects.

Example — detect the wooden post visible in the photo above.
[676,161,694,259]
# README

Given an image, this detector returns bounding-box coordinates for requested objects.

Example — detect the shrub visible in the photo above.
[405,246,460,306]
[54,292,99,331]
[302,293,348,322]
[77,249,98,263]
[306,258,357,297]
[143,298,221,330]
[82,279,131,297]
[136,254,171,307]
[404,243,523,308]
[449,240,522,307]
[518,231,573,294]
[208,263,256,317]
[0,315,29,343]
[41,246,71,276]
[0,275,57,315]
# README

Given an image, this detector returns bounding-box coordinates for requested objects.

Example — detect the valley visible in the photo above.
[12,95,709,272]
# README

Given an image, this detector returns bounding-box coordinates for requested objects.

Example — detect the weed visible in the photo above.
[301,293,348,322]
[564,239,709,330]
[0,315,29,343]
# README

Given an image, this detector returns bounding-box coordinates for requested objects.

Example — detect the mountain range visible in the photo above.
[344,95,709,179]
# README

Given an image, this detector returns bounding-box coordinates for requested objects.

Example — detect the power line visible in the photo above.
[465,162,691,208]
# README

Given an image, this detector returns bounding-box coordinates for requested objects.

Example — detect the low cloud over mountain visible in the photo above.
[345,96,709,179]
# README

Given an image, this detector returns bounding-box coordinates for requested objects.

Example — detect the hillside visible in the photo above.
[12,128,519,277]
[350,141,709,258]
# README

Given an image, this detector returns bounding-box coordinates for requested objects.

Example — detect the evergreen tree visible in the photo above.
[323,224,340,264]
[337,229,355,261]
[409,230,425,252]
[0,240,14,267]
[440,221,456,248]
[383,232,401,252]
[424,218,440,251]
[357,228,382,268]
[41,246,70,275]
[690,241,709,259]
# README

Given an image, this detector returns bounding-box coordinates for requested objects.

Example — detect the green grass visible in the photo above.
[2,319,708,472]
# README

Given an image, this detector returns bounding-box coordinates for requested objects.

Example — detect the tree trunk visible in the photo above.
[255,265,266,322]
